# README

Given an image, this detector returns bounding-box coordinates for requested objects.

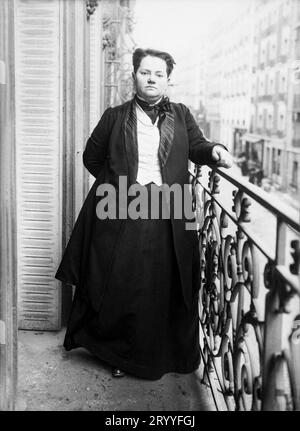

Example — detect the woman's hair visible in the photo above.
[132,48,176,77]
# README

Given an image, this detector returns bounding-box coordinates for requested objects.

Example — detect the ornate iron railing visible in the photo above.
[191,164,300,411]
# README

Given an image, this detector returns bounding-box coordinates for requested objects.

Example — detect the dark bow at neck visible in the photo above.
[135,95,171,124]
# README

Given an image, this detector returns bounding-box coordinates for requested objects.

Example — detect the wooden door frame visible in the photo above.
[60,0,99,325]
[0,0,18,411]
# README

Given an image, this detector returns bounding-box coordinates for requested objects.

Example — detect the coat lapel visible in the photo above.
[123,99,139,184]
[158,105,175,167]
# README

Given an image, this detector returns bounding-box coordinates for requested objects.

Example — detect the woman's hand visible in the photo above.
[211,145,233,169]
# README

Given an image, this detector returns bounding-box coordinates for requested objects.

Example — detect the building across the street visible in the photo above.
[244,0,300,196]
[173,0,300,198]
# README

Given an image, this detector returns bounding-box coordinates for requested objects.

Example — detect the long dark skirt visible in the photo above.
[63,184,200,380]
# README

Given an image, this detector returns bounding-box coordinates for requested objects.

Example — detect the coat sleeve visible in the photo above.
[182,104,227,165]
[83,107,113,178]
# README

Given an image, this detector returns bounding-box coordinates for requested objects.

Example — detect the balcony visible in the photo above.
[18,329,215,411]
[190,165,300,411]
[258,95,273,103]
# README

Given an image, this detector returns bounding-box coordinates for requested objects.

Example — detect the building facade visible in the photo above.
[172,41,209,136]
[202,0,255,155]
[203,0,300,197]
[290,0,300,196]
[172,41,207,111]
[219,0,254,156]
[205,29,223,143]
[247,0,300,195]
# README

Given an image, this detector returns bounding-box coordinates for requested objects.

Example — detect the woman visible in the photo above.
[55,48,232,380]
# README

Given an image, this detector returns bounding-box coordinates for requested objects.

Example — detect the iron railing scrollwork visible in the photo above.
[191,164,300,411]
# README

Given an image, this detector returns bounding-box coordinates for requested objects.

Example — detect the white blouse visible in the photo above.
[135,101,163,186]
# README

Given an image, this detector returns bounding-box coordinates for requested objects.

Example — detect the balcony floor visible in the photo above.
[17,329,216,411]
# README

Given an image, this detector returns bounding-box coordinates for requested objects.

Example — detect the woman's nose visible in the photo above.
[147,76,156,83]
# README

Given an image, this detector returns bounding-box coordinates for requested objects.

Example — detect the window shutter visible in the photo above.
[15,0,62,330]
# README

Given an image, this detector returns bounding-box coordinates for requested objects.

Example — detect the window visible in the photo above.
[267,113,273,129]
[278,107,286,131]
[271,44,276,59]
[266,69,275,95]
[277,149,281,175]
[270,35,277,60]
[291,161,298,189]
[281,27,290,55]
[279,74,287,93]
[266,147,270,176]
[268,11,272,26]
[272,148,281,175]
[283,0,290,17]
[259,76,265,95]
[260,40,267,64]
[272,148,276,173]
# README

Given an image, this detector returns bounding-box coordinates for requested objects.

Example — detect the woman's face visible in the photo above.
[133,55,170,103]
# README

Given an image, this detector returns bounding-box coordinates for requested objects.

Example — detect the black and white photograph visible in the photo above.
[0,0,300,414]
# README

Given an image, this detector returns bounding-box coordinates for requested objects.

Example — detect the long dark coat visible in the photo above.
[55,98,221,311]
